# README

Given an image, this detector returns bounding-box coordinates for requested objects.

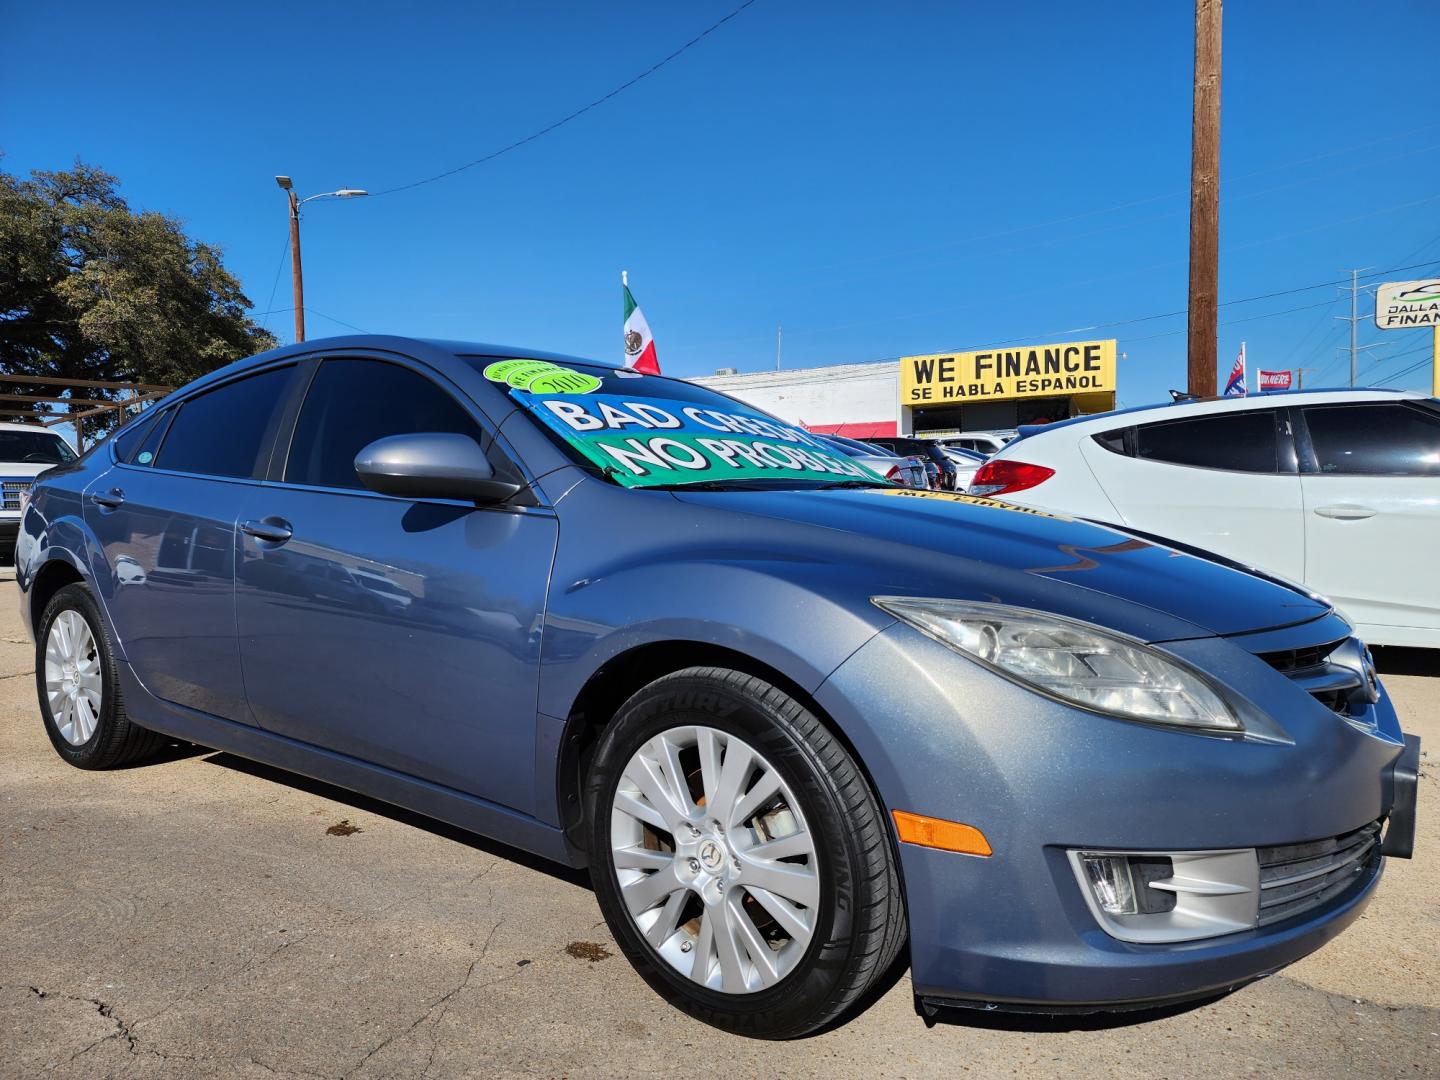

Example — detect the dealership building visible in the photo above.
[692,339,1119,438]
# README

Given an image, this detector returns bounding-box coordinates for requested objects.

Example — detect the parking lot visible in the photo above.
[0,573,1434,1079]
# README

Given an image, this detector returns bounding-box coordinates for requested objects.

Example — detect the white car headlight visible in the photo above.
[872,597,1242,733]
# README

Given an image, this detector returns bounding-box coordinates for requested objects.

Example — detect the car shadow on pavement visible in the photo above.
[199,750,592,889]
[1373,646,1440,678]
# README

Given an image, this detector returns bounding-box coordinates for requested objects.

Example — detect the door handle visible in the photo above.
[240,517,293,544]
[91,488,125,510]
[1313,504,1377,521]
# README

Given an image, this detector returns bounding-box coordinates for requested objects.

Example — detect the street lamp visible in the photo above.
[274,175,368,343]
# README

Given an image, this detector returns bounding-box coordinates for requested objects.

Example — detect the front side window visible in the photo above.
[1304,403,1440,475]
[0,429,76,465]
[286,358,521,492]
[1134,410,1281,473]
[153,366,295,479]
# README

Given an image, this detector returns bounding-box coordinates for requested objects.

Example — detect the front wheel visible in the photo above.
[585,667,906,1038]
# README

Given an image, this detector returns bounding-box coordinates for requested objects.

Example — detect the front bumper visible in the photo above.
[815,621,1415,1011]
[0,515,18,558]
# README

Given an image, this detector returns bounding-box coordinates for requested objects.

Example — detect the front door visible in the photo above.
[234,356,556,814]
[83,364,300,721]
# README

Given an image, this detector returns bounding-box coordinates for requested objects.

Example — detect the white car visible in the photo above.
[968,389,1440,647]
[941,430,1016,456]
[941,446,987,490]
[0,422,78,563]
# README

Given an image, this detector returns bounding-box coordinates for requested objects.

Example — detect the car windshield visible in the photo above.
[0,430,76,465]
[463,356,891,490]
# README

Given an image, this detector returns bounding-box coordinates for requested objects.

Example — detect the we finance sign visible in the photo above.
[901,339,1117,405]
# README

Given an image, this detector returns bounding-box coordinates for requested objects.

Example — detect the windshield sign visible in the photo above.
[488,361,883,488]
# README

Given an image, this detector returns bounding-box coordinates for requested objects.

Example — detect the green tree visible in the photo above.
[0,159,277,434]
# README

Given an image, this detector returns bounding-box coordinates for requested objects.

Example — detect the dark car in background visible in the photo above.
[16,337,1419,1038]
[868,436,959,490]
[814,433,928,488]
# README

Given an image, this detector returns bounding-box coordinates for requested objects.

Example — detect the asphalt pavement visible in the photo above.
[1,573,1436,1078]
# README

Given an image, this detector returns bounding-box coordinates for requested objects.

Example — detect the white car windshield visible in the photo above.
[0,430,76,465]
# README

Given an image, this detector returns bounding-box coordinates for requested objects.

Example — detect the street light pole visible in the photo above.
[285,185,305,343]
[274,176,368,345]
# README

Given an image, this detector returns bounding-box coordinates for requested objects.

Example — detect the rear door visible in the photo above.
[83,363,301,721]
[233,355,557,812]
[1079,407,1305,579]
[1296,400,1440,640]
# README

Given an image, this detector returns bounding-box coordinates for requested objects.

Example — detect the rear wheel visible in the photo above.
[585,666,906,1038]
[36,583,164,769]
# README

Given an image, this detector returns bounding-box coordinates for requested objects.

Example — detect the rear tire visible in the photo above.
[585,666,906,1038]
[35,582,165,769]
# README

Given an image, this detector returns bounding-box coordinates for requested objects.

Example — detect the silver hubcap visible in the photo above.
[609,726,820,994]
[44,610,102,746]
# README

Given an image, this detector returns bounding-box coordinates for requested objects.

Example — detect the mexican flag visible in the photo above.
[622,271,660,374]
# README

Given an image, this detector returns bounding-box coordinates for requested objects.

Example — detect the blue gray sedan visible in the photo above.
[16,337,1419,1038]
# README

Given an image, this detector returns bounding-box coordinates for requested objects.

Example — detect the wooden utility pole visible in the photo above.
[1186,0,1222,397]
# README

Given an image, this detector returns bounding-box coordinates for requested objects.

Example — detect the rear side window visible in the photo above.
[1134,411,1280,473]
[153,366,295,478]
[111,409,162,463]
[1303,403,1440,475]
[286,358,522,492]
[128,409,173,467]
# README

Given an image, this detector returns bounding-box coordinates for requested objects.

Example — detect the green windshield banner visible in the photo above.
[509,389,885,488]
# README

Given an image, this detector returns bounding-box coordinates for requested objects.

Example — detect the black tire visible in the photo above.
[35,582,165,769]
[585,666,906,1039]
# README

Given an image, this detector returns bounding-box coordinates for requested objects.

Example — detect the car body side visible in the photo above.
[15,339,1415,1010]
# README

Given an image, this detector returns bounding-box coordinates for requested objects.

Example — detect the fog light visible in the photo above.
[1079,853,1137,915]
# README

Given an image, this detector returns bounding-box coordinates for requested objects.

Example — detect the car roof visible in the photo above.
[1012,387,1431,443]
[173,335,658,400]
[0,421,63,434]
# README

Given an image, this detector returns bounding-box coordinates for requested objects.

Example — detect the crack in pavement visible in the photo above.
[343,918,507,1080]
[19,984,138,1064]
[125,857,507,1042]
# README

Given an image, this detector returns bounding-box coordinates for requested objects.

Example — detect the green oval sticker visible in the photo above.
[484,358,601,394]
[527,369,602,394]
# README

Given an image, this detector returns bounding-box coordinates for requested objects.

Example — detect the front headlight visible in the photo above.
[872,597,1242,733]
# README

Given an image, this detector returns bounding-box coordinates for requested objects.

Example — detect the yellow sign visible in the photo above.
[900,339,1117,406]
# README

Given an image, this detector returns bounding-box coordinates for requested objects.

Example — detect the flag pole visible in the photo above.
[622,269,628,288]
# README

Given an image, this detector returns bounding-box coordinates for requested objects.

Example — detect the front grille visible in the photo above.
[1259,637,1349,674]
[1256,820,1381,927]
[1,480,32,512]
[1257,636,1363,718]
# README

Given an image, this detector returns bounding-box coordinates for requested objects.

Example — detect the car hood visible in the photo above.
[0,462,61,480]
[673,486,1329,640]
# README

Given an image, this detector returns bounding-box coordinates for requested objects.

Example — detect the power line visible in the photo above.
[1372,349,1438,387]
[970,257,1440,350]
[369,1,758,197]
[257,229,292,333]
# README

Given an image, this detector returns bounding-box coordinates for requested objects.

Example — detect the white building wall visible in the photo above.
[690,362,900,427]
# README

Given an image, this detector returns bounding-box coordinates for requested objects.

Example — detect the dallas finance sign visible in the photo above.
[901,339,1118,406]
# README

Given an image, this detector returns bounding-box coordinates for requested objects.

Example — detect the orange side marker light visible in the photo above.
[892,810,992,857]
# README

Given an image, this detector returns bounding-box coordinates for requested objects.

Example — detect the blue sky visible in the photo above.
[4,0,1438,407]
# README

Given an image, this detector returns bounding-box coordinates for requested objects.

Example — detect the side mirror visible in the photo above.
[354,433,523,504]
